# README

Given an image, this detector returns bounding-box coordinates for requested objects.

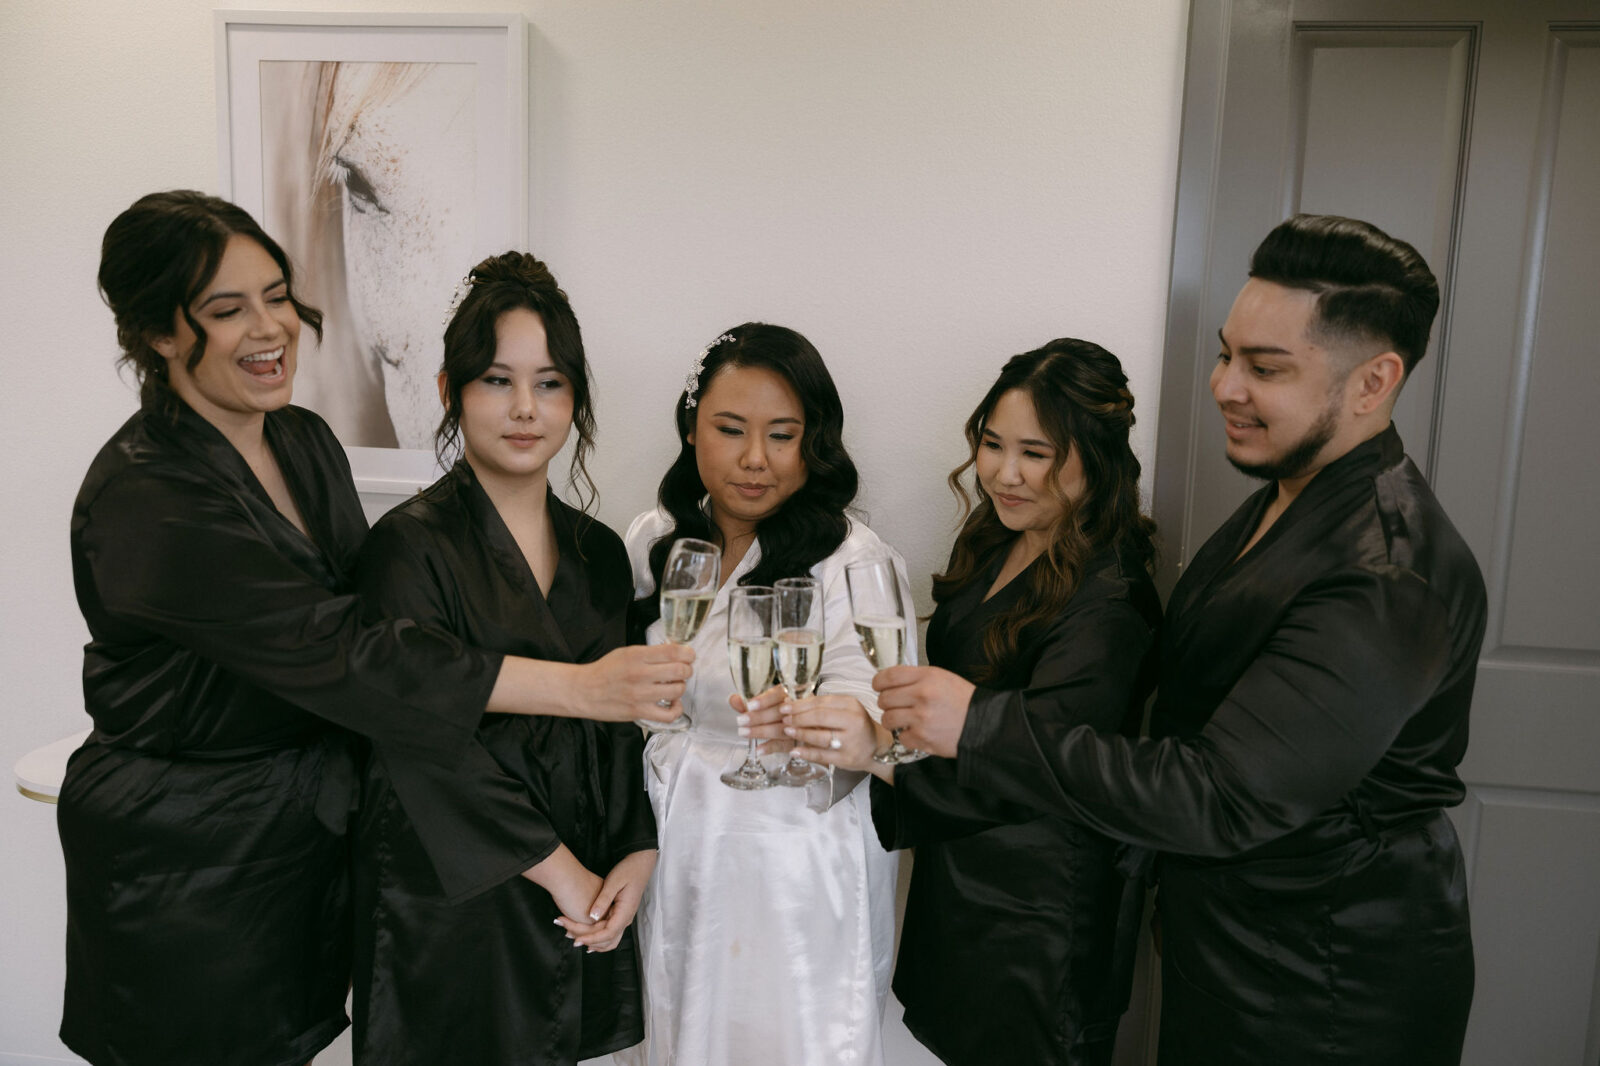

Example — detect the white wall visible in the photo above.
[0,0,1188,1061]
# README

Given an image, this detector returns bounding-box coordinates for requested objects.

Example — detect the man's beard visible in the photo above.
[1226,395,1340,482]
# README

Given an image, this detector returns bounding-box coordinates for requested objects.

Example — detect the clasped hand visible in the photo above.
[539,848,659,953]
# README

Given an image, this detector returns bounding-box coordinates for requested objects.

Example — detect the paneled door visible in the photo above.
[1142,2,1600,1063]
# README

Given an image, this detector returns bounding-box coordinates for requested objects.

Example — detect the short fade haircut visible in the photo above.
[1249,214,1440,375]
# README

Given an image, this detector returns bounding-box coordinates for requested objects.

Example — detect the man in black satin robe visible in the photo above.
[883,214,1486,1065]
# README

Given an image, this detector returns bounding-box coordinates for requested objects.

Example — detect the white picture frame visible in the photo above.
[216,11,527,494]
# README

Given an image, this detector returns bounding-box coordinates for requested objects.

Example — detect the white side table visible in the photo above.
[14,730,91,803]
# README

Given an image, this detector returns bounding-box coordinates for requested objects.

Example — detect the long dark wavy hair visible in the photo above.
[97,190,323,412]
[435,250,598,512]
[638,322,858,625]
[934,338,1156,680]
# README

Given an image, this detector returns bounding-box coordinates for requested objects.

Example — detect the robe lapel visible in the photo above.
[156,403,341,588]
[453,462,577,664]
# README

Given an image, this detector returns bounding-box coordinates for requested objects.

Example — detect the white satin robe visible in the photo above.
[619,511,914,1066]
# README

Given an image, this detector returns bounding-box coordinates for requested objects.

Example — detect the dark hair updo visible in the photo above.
[934,338,1157,679]
[639,322,859,623]
[97,190,323,408]
[436,250,597,510]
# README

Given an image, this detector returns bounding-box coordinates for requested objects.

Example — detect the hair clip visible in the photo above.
[441,274,474,329]
[684,333,735,409]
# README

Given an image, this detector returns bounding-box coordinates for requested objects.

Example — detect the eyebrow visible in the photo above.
[196,278,287,310]
[711,411,803,425]
[982,427,1054,448]
[1218,327,1294,357]
[489,362,562,374]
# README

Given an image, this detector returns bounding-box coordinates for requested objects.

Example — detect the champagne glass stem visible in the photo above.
[777,684,827,784]
[872,726,928,764]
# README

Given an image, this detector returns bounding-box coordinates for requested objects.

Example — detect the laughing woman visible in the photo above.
[351,252,657,1065]
[60,193,687,1066]
[776,340,1162,1065]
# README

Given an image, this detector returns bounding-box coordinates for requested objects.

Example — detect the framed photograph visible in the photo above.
[217,11,527,493]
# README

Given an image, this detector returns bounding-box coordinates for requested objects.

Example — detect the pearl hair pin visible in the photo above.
[441,274,474,329]
[684,333,736,409]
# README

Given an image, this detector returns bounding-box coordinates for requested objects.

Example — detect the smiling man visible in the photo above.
[879,215,1488,1064]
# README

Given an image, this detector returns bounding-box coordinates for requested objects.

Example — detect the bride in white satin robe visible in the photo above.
[616,323,912,1066]
[622,511,912,1066]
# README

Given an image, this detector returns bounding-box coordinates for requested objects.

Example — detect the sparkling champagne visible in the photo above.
[775,628,825,696]
[661,591,714,643]
[853,616,906,670]
[728,638,777,700]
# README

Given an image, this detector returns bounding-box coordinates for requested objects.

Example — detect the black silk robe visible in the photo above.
[351,462,654,1066]
[957,426,1487,1065]
[872,547,1160,1066]
[59,402,500,1066]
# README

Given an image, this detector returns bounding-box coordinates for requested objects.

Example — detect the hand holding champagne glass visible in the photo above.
[722,587,778,790]
[846,556,927,764]
[645,537,719,733]
[773,577,828,786]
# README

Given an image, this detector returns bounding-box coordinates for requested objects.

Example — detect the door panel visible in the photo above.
[1498,31,1600,653]
[1461,790,1600,1063]
[1291,26,1475,476]
[1150,3,1600,1064]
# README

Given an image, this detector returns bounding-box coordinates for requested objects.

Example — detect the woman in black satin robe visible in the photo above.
[351,252,655,1066]
[777,339,1161,1066]
[61,193,687,1066]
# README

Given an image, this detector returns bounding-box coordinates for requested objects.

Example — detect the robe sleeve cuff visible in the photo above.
[806,767,868,813]
[436,649,503,761]
[955,684,1025,793]
[606,837,660,869]
[441,838,561,906]
[868,774,904,851]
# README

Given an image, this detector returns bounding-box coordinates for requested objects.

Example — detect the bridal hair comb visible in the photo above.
[684,332,736,409]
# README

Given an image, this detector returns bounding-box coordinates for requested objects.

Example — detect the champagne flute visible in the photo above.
[846,556,927,764]
[644,537,719,734]
[722,586,778,790]
[773,577,828,786]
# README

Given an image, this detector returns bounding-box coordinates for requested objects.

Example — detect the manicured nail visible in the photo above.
[784,726,797,737]
[737,726,750,737]
[830,737,842,750]
[590,912,601,921]
[735,714,750,726]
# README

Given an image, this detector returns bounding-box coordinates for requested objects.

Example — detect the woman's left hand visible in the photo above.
[783,694,887,774]
[558,849,657,952]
